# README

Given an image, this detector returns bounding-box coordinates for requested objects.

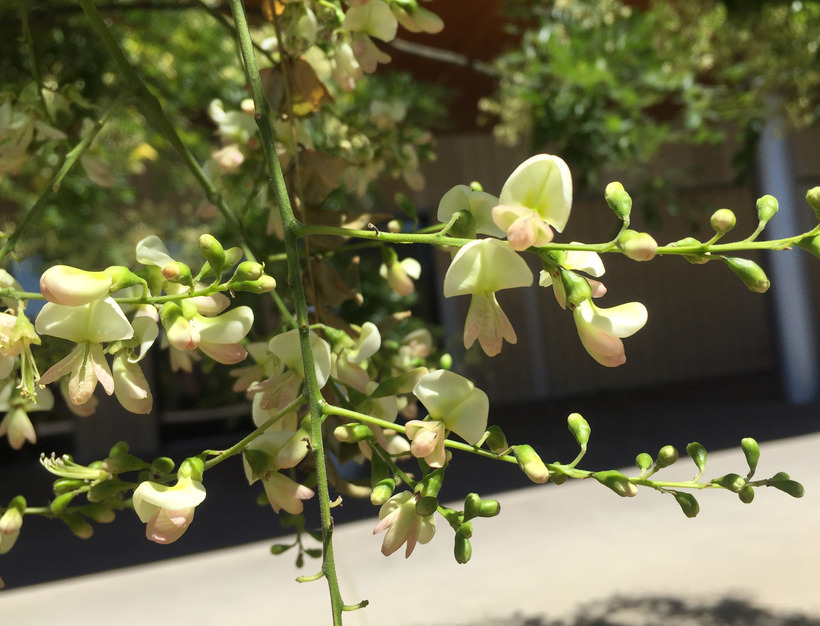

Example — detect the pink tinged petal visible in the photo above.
[374,492,415,556]
[574,316,627,367]
[582,300,648,338]
[190,292,231,316]
[198,341,248,365]
[112,354,153,414]
[0,407,36,449]
[412,370,489,444]
[464,292,517,357]
[132,479,206,523]
[443,239,533,297]
[492,205,554,251]
[166,315,200,351]
[194,306,254,344]
[145,507,195,544]
[40,265,112,306]
[573,301,647,367]
[588,279,607,299]
[405,420,445,467]
[136,235,175,268]
[36,345,82,387]
[437,185,504,238]
[499,154,573,232]
[262,472,314,514]
[89,344,115,396]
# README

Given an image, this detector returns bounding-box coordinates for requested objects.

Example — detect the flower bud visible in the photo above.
[756,194,779,225]
[806,186,820,220]
[478,499,501,518]
[230,261,265,283]
[605,182,632,223]
[740,437,760,476]
[50,492,77,516]
[673,491,700,518]
[370,478,395,506]
[415,495,438,517]
[52,479,86,495]
[439,353,453,370]
[738,485,755,504]
[655,445,679,469]
[771,471,790,481]
[796,234,820,259]
[463,493,482,521]
[724,257,770,293]
[162,261,193,286]
[635,453,653,471]
[710,208,736,234]
[454,530,472,564]
[686,442,707,474]
[670,237,709,264]
[40,265,113,306]
[333,423,375,443]
[224,247,244,270]
[387,219,403,233]
[770,477,804,498]
[567,412,590,448]
[618,229,658,262]
[0,507,23,554]
[108,441,129,457]
[559,271,593,309]
[63,513,93,539]
[84,503,116,524]
[593,470,638,497]
[459,520,473,538]
[714,473,745,493]
[199,234,226,277]
[512,445,549,484]
[151,457,176,474]
[484,425,509,454]
[179,456,205,482]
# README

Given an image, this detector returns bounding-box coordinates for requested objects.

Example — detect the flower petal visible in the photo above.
[443,239,532,297]
[499,154,573,232]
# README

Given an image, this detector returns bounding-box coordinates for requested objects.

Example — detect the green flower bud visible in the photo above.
[469,181,483,192]
[87,479,130,503]
[224,247,244,270]
[52,479,87,495]
[635,453,653,471]
[740,437,760,476]
[710,208,736,234]
[454,531,472,564]
[796,234,820,259]
[484,425,509,454]
[463,493,482,521]
[439,353,453,370]
[161,261,193,286]
[670,237,709,264]
[370,478,395,506]
[151,457,176,475]
[567,412,590,448]
[63,513,93,539]
[756,194,779,225]
[772,471,790,481]
[459,521,474,538]
[605,181,632,223]
[50,492,77,516]
[199,234,226,277]
[593,470,638,497]
[769,478,804,498]
[102,453,149,475]
[84,503,116,524]
[673,491,700,518]
[655,445,679,469]
[415,495,438,517]
[559,271,593,309]
[230,261,264,283]
[738,485,755,504]
[420,468,445,498]
[724,257,770,293]
[714,473,746,493]
[179,456,205,482]
[387,219,403,233]
[806,186,820,220]
[332,423,375,443]
[108,441,129,457]
[618,229,658,262]
[478,499,501,518]
[104,266,146,294]
[229,275,277,294]
[512,445,549,484]
[686,442,708,474]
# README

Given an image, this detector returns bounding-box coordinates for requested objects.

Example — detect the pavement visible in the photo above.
[2,431,819,626]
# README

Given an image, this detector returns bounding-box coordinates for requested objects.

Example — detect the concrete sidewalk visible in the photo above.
[3,433,819,625]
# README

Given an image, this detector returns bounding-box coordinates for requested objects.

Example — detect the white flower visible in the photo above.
[132,477,206,545]
[573,300,648,367]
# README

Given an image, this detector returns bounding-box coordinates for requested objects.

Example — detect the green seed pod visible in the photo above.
[50,492,76,516]
[656,445,679,469]
[550,472,568,485]
[770,479,805,498]
[686,442,708,474]
[567,413,591,448]
[559,271,593,308]
[512,445,549,484]
[806,186,820,220]
[724,257,770,293]
[756,194,779,225]
[87,479,130,503]
[459,521,474,538]
[710,208,736,234]
[478,499,501,518]
[673,491,700,518]
[740,437,760,476]
[415,495,438,517]
[370,478,395,506]
[63,513,93,539]
[463,493,482,521]
[593,470,638,497]
[635,453,653,471]
[332,423,375,443]
[454,531,472,564]
[715,473,746,493]
[796,234,820,259]
[198,234,226,277]
[738,485,755,504]
[484,425,509,454]
[605,181,632,223]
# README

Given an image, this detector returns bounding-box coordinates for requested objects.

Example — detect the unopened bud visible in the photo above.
[454,530,472,564]
[724,257,770,293]
[463,493,482,521]
[770,477,804,498]
[756,194,779,225]
[673,491,700,518]
[52,479,86,495]
[484,425,508,454]
[63,513,93,539]
[161,261,193,286]
[635,452,653,471]
[387,219,402,233]
[108,441,129,457]
[179,456,205,482]
[710,208,736,234]
[670,237,709,264]
[618,229,658,262]
[230,261,265,283]
[439,353,453,370]
[151,457,176,474]
[512,445,549,484]
[714,473,746,493]
[459,521,473,538]
[370,478,395,506]
[740,437,760,476]
[224,247,244,270]
[686,442,707,474]
[50,492,77,516]
[40,265,113,306]
[333,423,375,443]
[567,413,590,448]
[806,187,820,220]
[655,445,679,469]
[738,485,755,504]
[559,271,592,308]
[593,470,638,497]
[605,181,632,223]
[796,234,820,259]
[478,499,501,517]
[199,234,226,276]
[0,498,25,554]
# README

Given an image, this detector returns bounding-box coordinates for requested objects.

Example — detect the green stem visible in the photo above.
[20,5,53,124]
[224,1,349,622]
[0,89,129,262]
